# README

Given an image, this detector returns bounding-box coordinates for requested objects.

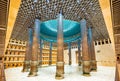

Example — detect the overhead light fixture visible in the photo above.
[90,2,93,5]
[54,5,56,9]
[78,16,80,19]
[77,0,81,4]
[75,13,77,15]
[31,6,34,10]
[42,5,46,8]
[33,0,38,3]
[69,6,72,9]
[82,8,85,11]
[46,0,50,3]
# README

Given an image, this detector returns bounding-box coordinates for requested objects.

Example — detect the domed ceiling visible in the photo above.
[11,0,109,41]
[40,19,81,42]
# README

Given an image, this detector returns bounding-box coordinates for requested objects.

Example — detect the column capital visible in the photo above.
[68,42,71,49]
[80,18,86,23]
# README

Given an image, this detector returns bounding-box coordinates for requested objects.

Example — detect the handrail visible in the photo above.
[0,61,6,81]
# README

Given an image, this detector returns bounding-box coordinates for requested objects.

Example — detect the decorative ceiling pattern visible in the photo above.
[0,0,9,56]
[11,0,109,41]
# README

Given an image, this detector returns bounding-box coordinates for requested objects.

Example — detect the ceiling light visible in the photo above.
[82,8,85,11]
[78,16,80,19]
[75,13,77,15]
[54,5,56,9]
[77,0,81,4]
[90,2,93,5]
[31,5,34,9]
[33,0,38,3]
[46,0,49,3]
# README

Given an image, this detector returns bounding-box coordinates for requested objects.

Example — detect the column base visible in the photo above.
[69,61,72,65]
[22,61,30,72]
[78,61,82,66]
[28,72,37,77]
[49,60,52,66]
[55,62,64,79]
[83,61,91,76]
[91,60,97,71]
[22,68,29,72]
[28,61,38,77]
[83,73,91,76]
[55,73,64,80]
[38,61,42,66]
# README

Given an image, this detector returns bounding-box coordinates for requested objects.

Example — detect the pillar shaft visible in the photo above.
[88,27,97,71]
[22,28,33,72]
[78,40,81,66]
[39,39,43,66]
[55,12,64,79]
[80,19,91,75]
[115,65,119,81]
[29,19,40,76]
[49,42,52,65]
[68,43,71,65]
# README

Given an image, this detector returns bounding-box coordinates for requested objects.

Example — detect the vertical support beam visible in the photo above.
[49,42,52,65]
[68,42,72,65]
[80,19,91,76]
[115,64,119,81]
[0,61,6,81]
[39,39,43,66]
[55,11,64,79]
[78,40,81,66]
[88,27,97,71]
[28,19,40,76]
[22,27,33,72]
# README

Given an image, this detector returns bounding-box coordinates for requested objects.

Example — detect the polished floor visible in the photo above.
[5,65,115,81]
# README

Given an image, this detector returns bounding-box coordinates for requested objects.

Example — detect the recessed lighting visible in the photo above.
[46,0,49,3]
[31,6,34,9]
[33,0,38,3]
[77,0,81,4]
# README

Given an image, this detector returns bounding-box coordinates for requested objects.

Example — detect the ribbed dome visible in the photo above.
[40,19,81,42]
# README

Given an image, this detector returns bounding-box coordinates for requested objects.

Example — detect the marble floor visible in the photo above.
[5,65,115,81]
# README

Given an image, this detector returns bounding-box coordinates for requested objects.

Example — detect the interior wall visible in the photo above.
[64,40,116,66]
[64,47,78,65]
[95,40,116,66]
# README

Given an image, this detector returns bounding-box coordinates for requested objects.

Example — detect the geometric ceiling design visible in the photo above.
[11,0,109,41]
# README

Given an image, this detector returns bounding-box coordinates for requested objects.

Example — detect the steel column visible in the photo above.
[49,42,52,65]
[88,27,97,71]
[39,39,43,66]
[22,27,33,72]
[55,11,64,79]
[80,19,91,76]
[28,19,40,76]
[68,43,72,65]
[78,40,81,66]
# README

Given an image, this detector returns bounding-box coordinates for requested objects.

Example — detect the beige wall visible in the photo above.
[64,48,78,65]
[95,42,116,66]
[64,42,115,67]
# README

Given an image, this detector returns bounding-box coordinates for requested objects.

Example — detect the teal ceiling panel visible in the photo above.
[40,19,81,42]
